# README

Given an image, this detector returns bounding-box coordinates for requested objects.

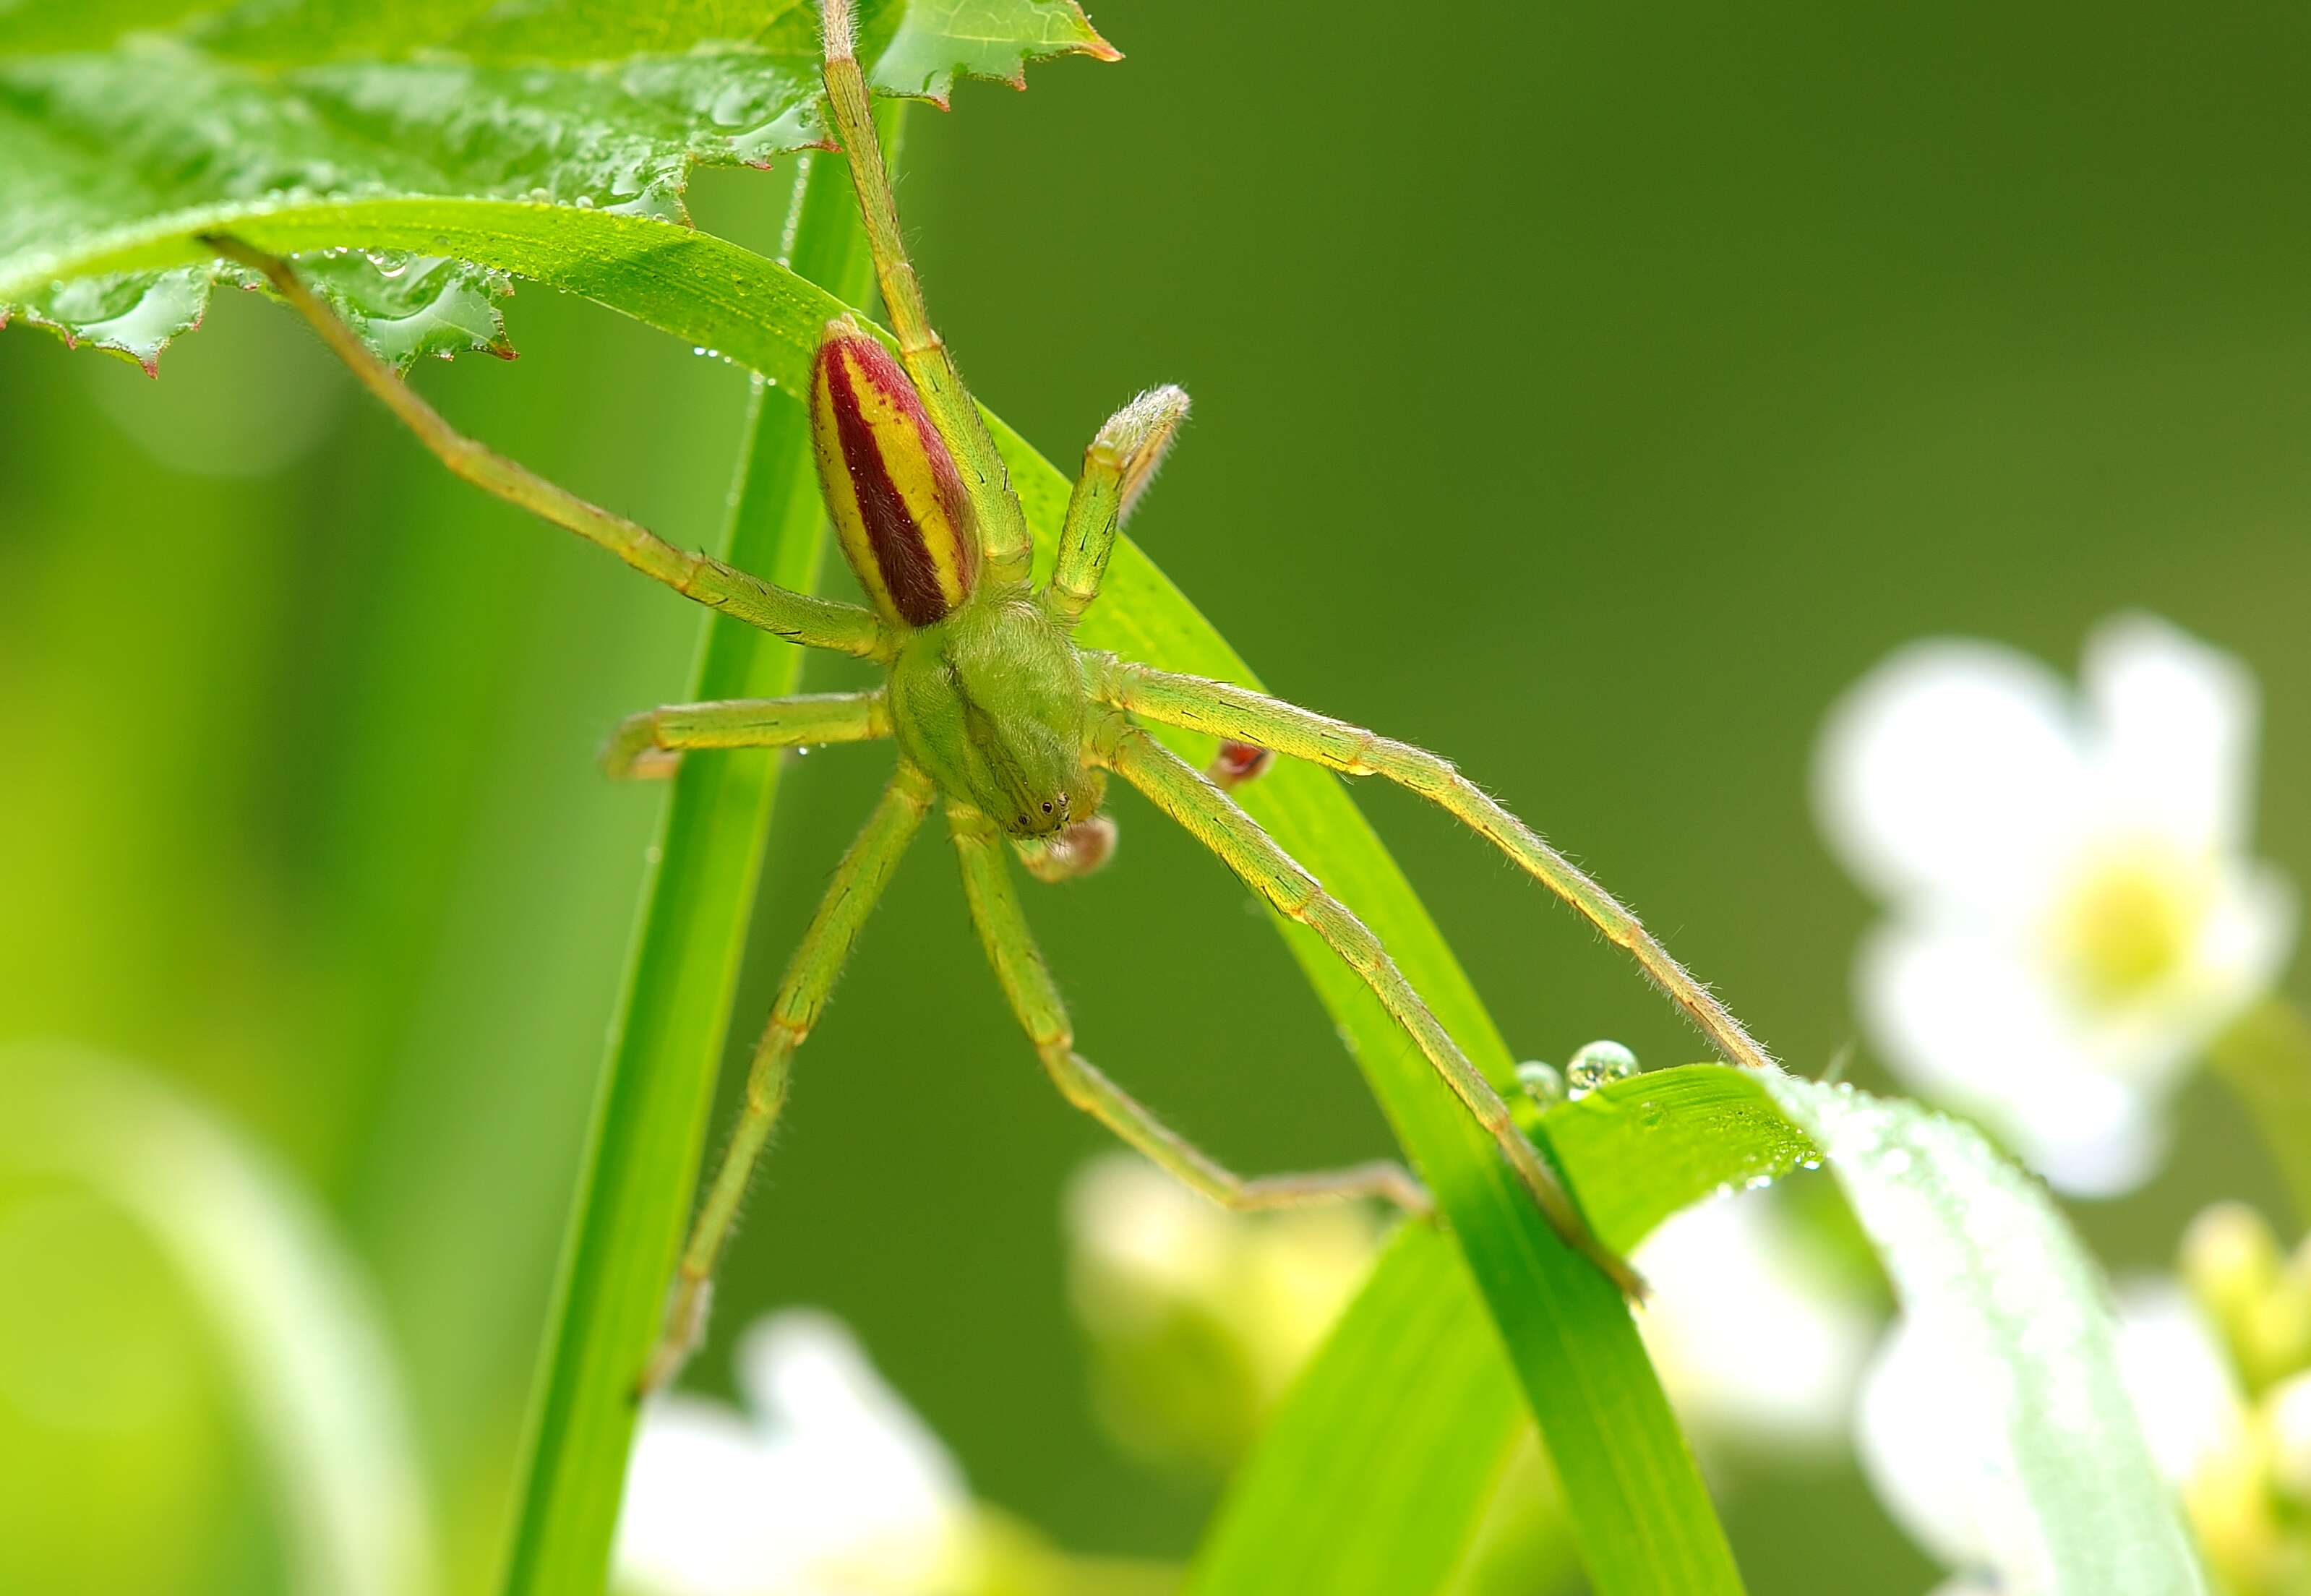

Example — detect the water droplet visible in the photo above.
[1514,1061,1564,1108]
[1565,1039,1640,1093]
[692,346,706,356]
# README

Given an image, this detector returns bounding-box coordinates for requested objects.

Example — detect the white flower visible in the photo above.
[1815,614,2296,1195]
[1632,1187,1878,1453]
[614,1310,974,1596]
[1856,1280,2244,1582]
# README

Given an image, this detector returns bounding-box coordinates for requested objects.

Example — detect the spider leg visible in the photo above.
[818,0,1037,585]
[200,236,886,660]
[1087,658,1775,1074]
[602,690,891,779]
[1045,385,1191,625]
[948,804,1431,1216]
[640,763,934,1394]
[1092,720,1642,1296]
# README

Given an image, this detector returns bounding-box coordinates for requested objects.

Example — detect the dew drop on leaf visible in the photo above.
[1566,1039,1640,1094]
[1515,1061,1565,1108]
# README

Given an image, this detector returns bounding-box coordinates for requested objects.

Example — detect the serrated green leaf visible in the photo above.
[0,0,1112,366]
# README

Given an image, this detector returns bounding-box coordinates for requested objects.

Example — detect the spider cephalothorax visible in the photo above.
[884,595,1105,840]
[210,0,1776,1398]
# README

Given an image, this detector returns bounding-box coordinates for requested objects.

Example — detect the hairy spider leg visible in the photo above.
[1089,658,1775,1074]
[1093,720,1643,1296]
[947,804,1431,1214]
[640,765,935,1394]
[199,236,887,661]
[818,0,1038,584]
[1045,385,1191,625]
[602,690,892,779]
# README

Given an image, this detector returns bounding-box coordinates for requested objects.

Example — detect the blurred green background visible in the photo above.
[5,0,2310,1590]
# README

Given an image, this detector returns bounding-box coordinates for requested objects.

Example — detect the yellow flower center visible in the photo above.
[2051,847,2209,1005]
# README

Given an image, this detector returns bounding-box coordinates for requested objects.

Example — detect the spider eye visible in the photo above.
[1041,801,1052,814]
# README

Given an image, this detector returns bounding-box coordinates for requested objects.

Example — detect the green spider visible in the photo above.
[207,0,1772,1394]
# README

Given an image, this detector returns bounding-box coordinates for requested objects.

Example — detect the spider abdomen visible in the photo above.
[809,325,980,627]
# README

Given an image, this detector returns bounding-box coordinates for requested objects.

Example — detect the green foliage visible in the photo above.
[2,1042,435,1596]
[13,12,2199,1592]
[1193,1065,1817,1596]
[0,0,1110,365]
[1208,1065,2213,1596]
[2209,998,2311,1226]
[11,181,1745,1589]
[1188,1228,1530,1596]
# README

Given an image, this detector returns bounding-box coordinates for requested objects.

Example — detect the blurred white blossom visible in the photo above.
[1632,1188,1878,1453]
[1815,614,2296,1194]
[615,1310,974,1596]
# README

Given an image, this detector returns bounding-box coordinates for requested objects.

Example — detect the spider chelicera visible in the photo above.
[208,0,1772,1394]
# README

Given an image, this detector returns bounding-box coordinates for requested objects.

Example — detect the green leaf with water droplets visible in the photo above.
[1192,1065,1810,1596]
[1203,1064,2213,1596]
[0,0,1113,368]
[1760,1075,2209,1596]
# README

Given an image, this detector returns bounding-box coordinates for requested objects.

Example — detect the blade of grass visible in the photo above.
[493,124,899,1596]
[1192,1065,1818,1596]
[1762,1074,2210,1596]
[2208,996,2311,1227]
[1189,1226,1527,1596]
[67,197,1745,1592]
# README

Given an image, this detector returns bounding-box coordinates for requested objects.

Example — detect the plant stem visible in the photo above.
[2209,995,2311,1227]
[494,115,899,1596]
